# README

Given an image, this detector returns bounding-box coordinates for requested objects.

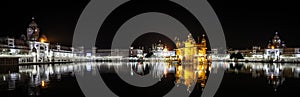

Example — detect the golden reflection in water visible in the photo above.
[41,80,46,88]
[197,63,208,88]
[172,33,209,92]
[173,60,210,92]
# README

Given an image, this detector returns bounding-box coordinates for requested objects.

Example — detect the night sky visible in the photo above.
[0,0,299,49]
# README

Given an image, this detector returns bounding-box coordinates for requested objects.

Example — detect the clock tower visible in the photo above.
[27,17,40,41]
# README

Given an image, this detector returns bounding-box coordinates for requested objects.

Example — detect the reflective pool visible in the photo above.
[0,62,299,97]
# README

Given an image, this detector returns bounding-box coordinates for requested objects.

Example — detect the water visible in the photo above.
[214,62,300,97]
[0,62,299,97]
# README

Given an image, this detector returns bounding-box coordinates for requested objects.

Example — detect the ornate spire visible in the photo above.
[27,17,40,41]
[29,17,38,27]
[188,33,192,39]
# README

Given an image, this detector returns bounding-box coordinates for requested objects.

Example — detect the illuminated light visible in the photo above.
[130,71,133,76]
[164,68,168,76]
[271,46,275,49]
[40,38,45,43]
[41,80,46,87]
[163,48,168,52]
[271,74,274,79]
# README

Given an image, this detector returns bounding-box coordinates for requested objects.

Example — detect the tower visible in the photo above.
[27,17,40,41]
[267,32,283,49]
[272,32,281,48]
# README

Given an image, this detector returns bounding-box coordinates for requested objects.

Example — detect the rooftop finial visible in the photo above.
[275,32,278,35]
[32,17,35,20]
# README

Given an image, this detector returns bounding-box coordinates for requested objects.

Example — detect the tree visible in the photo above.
[230,52,244,60]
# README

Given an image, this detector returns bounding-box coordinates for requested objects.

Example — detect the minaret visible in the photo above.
[187,33,192,42]
[201,34,206,46]
[27,17,40,41]
[200,34,207,55]
[175,37,181,48]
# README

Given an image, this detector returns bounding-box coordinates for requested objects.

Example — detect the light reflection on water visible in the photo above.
[0,61,210,96]
[0,62,300,96]
[221,62,300,91]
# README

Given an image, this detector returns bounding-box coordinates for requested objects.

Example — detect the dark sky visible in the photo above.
[0,0,299,49]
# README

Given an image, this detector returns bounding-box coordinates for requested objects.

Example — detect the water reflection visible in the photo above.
[174,62,210,93]
[0,64,78,96]
[0,61,210,97]
[131,62,151,76]
[224,62,300,91]
[1,62,300,96]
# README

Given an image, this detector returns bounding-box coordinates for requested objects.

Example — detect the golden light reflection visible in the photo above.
[271,74,274,79]
[173,61,210,92]
[42,80,45,86]
[41,80,46,88]
[197,64,208,88]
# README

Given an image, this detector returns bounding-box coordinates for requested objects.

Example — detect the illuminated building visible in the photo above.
[175,34,207,63]
[264,32,285,61]
[263,32,299,62]
[26,17,50,62]
[151,40,176,58]
[226,32,300,62]
[129,47,144,58]
[172,33,209,92]
[0,17,75,63]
